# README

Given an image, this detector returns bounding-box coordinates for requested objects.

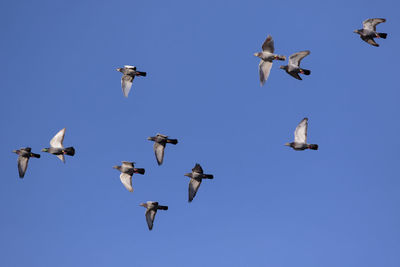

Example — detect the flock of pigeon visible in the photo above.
[12,18,387,230]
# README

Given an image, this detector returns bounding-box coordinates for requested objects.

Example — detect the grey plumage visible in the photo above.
[354,18,387,47]
[41,128,75,163]
[253,35,286,86]
[116,65,147,97]
[139,201,168,230]
[184,163,214,202]
[280,50,311,80]
[285,118,318,151]
[113,161,145,192]
[12,147,40,178]
[147,133,178,165]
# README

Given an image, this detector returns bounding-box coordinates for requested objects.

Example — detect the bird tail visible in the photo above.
[275,55,286,61]
[63,147,75,156]
[134,168,145,175]
[378,32,387,39]
[203,174,214,179]
[308,144,318,150]
[300,69,311,75]
[30,153,41,158]
[158,205,168,210]
[166,139,178,145]
[136,71,147,77]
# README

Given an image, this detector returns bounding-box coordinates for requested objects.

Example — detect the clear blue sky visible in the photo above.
[1,0,399,266]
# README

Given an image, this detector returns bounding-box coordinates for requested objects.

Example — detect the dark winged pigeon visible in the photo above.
[41,128,75,163]
[253,35,286,86]
[285,118,318,151]
[147,133,178,165]
[116,65,147,97]
[112,161,145,192]
[13,147,40,178]
[280,51,311,80]
[184,163,214,202]
[354,18,387,47]
[139,201,168,231]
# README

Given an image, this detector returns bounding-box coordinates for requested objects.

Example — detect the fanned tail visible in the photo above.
[166,139,178,145]
[308,144,318,150]
[30,153,41,158]
[378,32,387,39]
[136,71,147,77]
[63,147,75,156]
[203,174,214,179]
[157,205,168,210]
[134,168,145,175]
[300,69,311,75]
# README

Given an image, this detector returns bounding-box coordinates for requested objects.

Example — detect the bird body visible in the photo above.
[116,65,147,97]
[139,201,168,230]
[147,133,178,165]
[285,118,318,151]
[184,163,214,202]
[13,147,40,178]
[354,18,387,47]
[113,161,145,192]
[41,128,75,163]
[280,50,311,80]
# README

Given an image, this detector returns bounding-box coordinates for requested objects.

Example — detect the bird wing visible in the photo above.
[122,161,134,168]
[363,18,386,31]
[261,35,274,53]
[120,173,133,192]
[50,128,65,148]
[192,163,203,174]
[17,156,29,178]
[294,118,308,144]
[366,38,379,47]
[289,51,310,67]
[154,142,165,165]
[56,154,65,163]
[289,72,302,80]
[259,60,273,86]
[121,75,134,98]
[145,209,156,230]
[189,178,202,202]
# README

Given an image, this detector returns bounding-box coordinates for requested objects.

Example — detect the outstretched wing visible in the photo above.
[17,156,29,178]
[154,142,165,165]
[259,60,273,86]
[50,128,65,148]
[294,118,308,144]
[363,18,386,31]
[189,178,202,202]
[120,173,133,192]
[145,209,156,230]
[261,35,274,53]
[121,75,134,98]
[289,51,310,67]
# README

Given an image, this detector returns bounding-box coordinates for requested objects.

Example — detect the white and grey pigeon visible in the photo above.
[184,163,214,202]
[41,128,75,163]
[116,65,147,97]
[113,161,145,192]
[12,147,40,178]
[354,18,387,47]
[139,201,168,231]
[253,35,286,86]
[147,133,178,165]
[280,51,311,80]
[285,118,318,151]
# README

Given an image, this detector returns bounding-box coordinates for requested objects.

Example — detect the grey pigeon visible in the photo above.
[147,133,178,165]
[354,18,387,47]
[41,128,75,163]
[285,118,318,151]
[113,161,145,192]
[184,163,214,202]
[280,50,311,80]
[253,35,286,86]
[116,65,147,97]
[139,201,168,231]
[13,147,40,178]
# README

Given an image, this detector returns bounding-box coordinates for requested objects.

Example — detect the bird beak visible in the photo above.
[112,166,118,169]
[139,203,145,207]
[353,30,358,33]
[253,53,258,57]
[116,68,121,72]
[184,173,191,177]
[147,137,153,141]
[284,143,290,146]
[41,148,46,152]
[279,66,284,69]
[12,150,17,153]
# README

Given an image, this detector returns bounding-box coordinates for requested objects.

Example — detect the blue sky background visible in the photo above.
[0,0,399,266]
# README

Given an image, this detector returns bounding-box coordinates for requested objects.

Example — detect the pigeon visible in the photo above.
[116,65,147,97]
[139,201,168,231]
[12,147,40,178]
[41,128,75,163]
[112,161,145,192]
[280,51,311,80]
[184,163,214,202]
[285,118,318,151]
[147,133,178,165]
[253,35,286,86]
[354,18,387,47]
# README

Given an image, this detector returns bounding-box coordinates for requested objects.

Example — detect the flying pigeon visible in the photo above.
[280,51,311,80]
[139,201,168,231]
[41,128,75,163]
[253,35,286,86]
[354,18,387,47]
[285,118,318,151]
[147,133,178,165]
[184,163,214,202]
[12,147,40,178]
[116,65,147,97]
[112,161,145,192]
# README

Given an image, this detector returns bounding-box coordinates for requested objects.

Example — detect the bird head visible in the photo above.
[139,203,146,208]
[116,68,122,72]
[353,29,360,35]
[112,165,120,170]
[253,52,262,58]
[147,136,155,141]
[184,173,192,178]
[41,148,49,152]
[12,150,18,154]
[284,142,291,147]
